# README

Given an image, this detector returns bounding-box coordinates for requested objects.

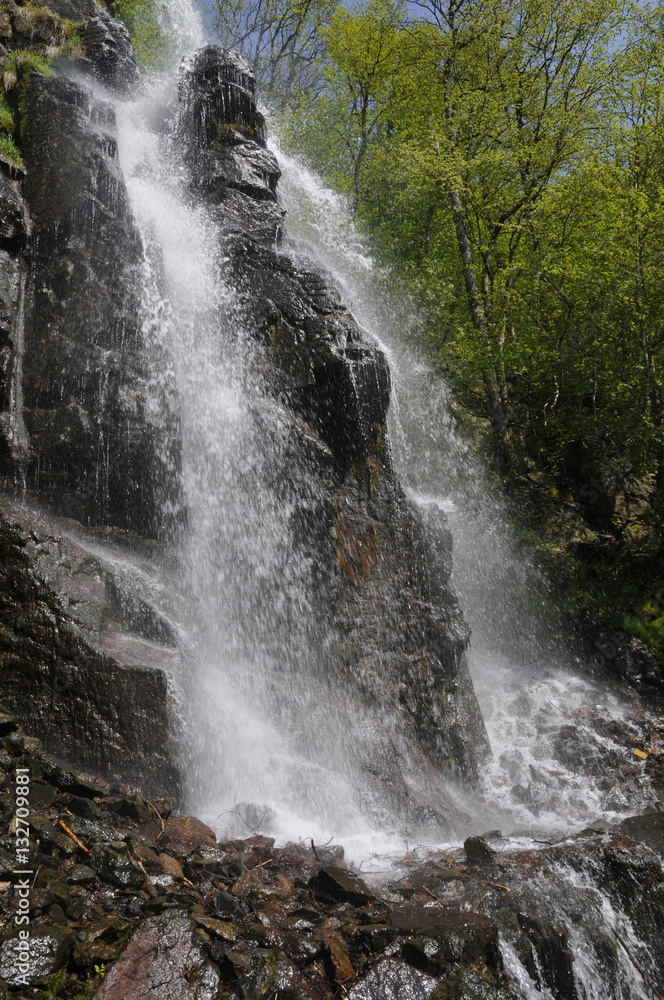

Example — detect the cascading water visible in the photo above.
[10,0,658,992]
[108,0,661,855]
[271,138,662,835]
[112,11,426,856]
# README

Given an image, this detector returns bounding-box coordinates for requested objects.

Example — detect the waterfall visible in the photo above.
[113,14,420,858]
[106,0,660,861]
[270,139,661,835]
[1,0,658,992]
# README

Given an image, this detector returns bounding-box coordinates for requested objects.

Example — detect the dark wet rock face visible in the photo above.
[0,925,75,987]
[39,0,140,92]
[617,813,664,855]
[94,912,220,1000]
[0,500,179,798]
[178,46,489,794]
[18,71,180,537]
[347,958,439,1000]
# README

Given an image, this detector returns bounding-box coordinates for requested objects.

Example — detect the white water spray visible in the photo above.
[271,138,660,833]
[112,15,425,858]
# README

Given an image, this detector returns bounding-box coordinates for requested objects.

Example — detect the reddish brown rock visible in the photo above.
[309,866,374,906]
[156,815,217,853]
[347,958,438,1000]
[464,835,496,866]
[93,911,220,1000]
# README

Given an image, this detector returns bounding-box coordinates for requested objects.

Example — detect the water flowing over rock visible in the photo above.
[1,33,491,824]
[1,3,664,998]
[177,45,490,793]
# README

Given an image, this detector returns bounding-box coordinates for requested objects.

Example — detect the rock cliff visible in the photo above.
[0,11,488,813]
[0,7,663,1000]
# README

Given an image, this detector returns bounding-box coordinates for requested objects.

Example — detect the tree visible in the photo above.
[284,0,621,465]
[211,0,341,104]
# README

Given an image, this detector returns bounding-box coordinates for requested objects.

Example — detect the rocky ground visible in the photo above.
[1,713,663,1000]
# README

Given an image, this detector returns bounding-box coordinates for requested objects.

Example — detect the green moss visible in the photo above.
[0,133,23,165]
[0,91,13,132]
[0,88,21,165]
[5,48,53,83]
[113,0,167,68]
[43,968,67,996]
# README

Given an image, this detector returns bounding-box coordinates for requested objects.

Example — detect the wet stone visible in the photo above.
[34,868,71,908]
[67,864,97,885]
[157,815,217,853]
[391,906,501,971]
[66,814,117,842]
[110,793,152,825]
[90,842,146,889]
[36,754,105,799]
[186,844,232,874]
[224,947,301,998]
[347,958,439,1000]
[30,813,77,854]
[617,813,664,856]
[0,925,75,987]
[309,866,374,906]
[57,792,105,819]
[29,781,58,809]
[464,835,496,866]
[2,730,24,756]
[93,911,220,1000]
[73,915,131,969]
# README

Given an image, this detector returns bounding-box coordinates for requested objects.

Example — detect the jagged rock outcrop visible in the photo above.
[179,46,489,787]
[0,496,180,797]
[0,0,182,786]
[0,0,178,536]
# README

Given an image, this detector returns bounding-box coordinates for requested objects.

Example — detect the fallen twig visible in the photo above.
[477,878,511,892]
[147,800,165,840]
[58,820,91,855]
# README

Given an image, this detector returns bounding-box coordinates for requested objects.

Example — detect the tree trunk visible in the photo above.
[448,187,510,461]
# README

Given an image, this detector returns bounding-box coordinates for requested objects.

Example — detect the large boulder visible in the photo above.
[93,911,220,1000]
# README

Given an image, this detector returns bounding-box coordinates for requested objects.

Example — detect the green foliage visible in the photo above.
[3,46,53,85]
[0,91,14,133]
[0,76,22,165]
[113,0,167,68]
[0,133,23,165]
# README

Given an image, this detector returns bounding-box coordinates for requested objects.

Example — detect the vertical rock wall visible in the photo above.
[179,47,489,788]
[0,0,181,796]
